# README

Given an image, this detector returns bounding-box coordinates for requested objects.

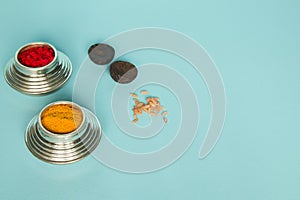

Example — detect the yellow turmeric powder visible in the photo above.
[41,103,83,134]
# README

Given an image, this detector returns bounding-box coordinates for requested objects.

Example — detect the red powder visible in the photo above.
[17,45,55,68]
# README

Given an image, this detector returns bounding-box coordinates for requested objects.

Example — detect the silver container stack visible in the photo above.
[4,42,72,95]
[25,101,101,164]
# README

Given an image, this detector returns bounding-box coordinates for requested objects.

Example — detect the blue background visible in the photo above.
[0,0,299,199]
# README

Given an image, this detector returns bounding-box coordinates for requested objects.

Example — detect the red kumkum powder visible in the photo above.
[17,45,55,68]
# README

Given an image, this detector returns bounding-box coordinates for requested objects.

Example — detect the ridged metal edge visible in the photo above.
[4,51,72,95]
[25,108,101,164]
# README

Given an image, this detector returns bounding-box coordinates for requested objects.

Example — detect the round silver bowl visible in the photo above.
[25,101,101,164]
[4,42,72,95]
